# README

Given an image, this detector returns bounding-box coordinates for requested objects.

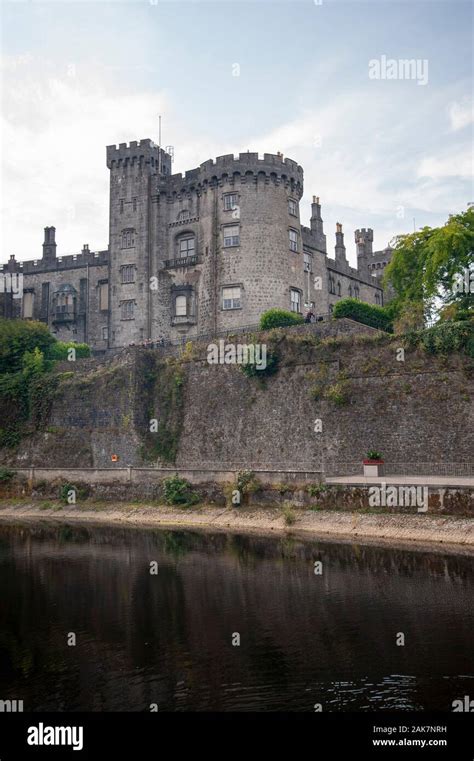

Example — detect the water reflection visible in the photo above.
[0,522,472,712]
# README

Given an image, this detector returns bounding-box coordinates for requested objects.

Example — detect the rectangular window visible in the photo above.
[41,282,49,320]
[224,193,238,211]
[99,282,109,311]
[223,225,240,247]
[102,326,108,340]
[304,252,312,272]
[121,265,135,284]
[120,199,124,214]
[175,295,187,316]
[23,291,34,319]
[121,300,134,320]
[222,286,241,310]
[132,197,137,212]
[288,199,297,216]
[290,289,301,313]
[121,230,135,249]
[289,229,299,252]
[178,237,195,257]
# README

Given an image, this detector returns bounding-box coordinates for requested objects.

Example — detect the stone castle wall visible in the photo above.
[1,325,471,477]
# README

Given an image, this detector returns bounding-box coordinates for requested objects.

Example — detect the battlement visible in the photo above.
[2,249,109,275]
[355,228,374,242]
[106,139,172,173]
[159,151,304,197]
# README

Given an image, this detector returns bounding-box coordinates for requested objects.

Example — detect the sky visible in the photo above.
[0,0,473,266]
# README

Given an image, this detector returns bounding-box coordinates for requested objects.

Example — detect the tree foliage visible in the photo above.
[384,207,474,320]
[0,318,54,375]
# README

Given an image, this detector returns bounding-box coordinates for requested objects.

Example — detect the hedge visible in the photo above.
[333,298,393,332]
[260,309,304,330]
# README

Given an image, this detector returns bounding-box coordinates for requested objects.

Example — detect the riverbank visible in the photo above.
[0,500,473,554]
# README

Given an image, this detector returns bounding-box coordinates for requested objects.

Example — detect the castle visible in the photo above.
[1,139,393,351]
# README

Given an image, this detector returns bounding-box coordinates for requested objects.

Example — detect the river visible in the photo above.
[0,522,472,712]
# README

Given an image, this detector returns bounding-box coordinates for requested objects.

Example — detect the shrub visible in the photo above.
[59,482,89,504]
[236,469,260,494]
[162,475,200,507]
[239,347,279,379]
[0,467,14,482]
[282,502,296,525]
[259,308,304,330]
[307,483,326,497]
[324,380,350,406]
[333,298,393,332]
[46,341,91,361]
[419,320,473,356]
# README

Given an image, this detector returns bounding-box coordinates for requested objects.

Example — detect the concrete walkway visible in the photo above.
[326,475,474,488]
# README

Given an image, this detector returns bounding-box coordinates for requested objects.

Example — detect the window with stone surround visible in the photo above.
[121,229,135,249]
[102,326,108,340]
[99,282,109,311]
[304,252,312,272]
[121,300,134,320]
[290,288,301,313]
[121,265,135,284]
[288,199,298,217]
[354,285,360,299]
[223,193,238,211]
[223,225,240,247]
[175,295,187,316]
[23,291,34,319]
[289,228,299,252]
[222,286,241,310]
[176,234,195,258]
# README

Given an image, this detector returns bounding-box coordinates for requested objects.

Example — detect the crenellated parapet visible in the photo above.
[106,139,172,174]
[2,249,109,275]
[158,151,304,198]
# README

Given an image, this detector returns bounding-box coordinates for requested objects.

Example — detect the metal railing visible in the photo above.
[325,461,474,478]
[163,254,201,269]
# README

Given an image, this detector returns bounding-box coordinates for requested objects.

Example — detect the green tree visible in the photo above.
[384,207,474,321]
[0,318,54,374]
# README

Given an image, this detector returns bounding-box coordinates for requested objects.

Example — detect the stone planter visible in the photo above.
[363,460,384,477]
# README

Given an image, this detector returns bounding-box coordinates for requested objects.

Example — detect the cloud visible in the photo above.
[0,54,169,259]
[417,148,472,179]
[448,98,474,131]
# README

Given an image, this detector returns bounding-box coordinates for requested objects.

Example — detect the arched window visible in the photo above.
[354,285,360,299]
[175,295,187,316]
[337,281,341,296]
[348,284,353,297]
[176,233,195,259]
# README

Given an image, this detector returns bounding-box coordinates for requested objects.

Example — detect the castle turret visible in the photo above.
[310,196,327,252]
[355,228,373,277]
[42,226,57,262]
[335,222,347,265]
[106,139,174,348]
